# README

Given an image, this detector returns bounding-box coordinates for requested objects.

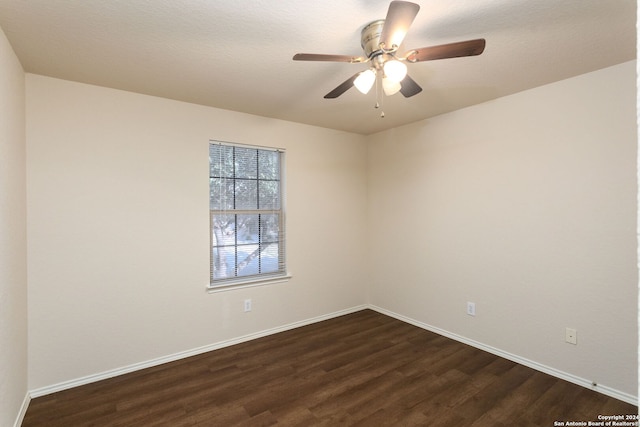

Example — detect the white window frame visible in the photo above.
[207,141,289,292]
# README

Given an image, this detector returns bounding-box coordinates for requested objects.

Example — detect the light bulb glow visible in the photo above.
[354,69,376,94]
[383,60,407,83]
[382,76,401,96]
[389,31,407,50]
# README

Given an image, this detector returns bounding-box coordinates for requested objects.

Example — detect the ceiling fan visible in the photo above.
[293,1,486,100]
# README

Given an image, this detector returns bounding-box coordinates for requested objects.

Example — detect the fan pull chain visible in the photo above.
[374,73,385,118]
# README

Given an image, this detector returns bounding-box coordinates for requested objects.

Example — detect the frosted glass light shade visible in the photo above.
[383,60,407,83]
[382,76,401,96]
[354,69,376,94]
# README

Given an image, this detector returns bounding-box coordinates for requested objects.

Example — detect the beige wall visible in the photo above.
[20,60,639,405]
[0,26,27,427]
[367,61,637,397]
[26,74,368,390]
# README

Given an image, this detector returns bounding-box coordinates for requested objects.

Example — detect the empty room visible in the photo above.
[1,1,637,426]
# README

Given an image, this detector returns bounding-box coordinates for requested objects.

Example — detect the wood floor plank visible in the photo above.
[22,309,637,426]
[470,371,558,426]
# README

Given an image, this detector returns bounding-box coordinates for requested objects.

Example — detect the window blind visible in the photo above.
[209,142,286,287]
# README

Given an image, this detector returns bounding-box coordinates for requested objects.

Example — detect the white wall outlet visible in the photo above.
[466,302,476,316]
[565,327,577,345]
[244,299,252,312]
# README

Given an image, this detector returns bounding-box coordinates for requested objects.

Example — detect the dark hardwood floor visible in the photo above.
[22,309,637,426]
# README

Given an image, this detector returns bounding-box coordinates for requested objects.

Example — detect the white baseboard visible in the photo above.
[13,392,30,427]
[29,305,367,399]
[368,304,638,406]
[28,303,637,407]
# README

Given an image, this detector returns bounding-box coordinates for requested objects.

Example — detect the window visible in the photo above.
[209,142,286,289]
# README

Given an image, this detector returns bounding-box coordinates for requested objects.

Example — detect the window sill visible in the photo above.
[206,274,292,293]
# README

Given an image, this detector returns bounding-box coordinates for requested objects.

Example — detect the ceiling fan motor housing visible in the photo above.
[361,20,386,58]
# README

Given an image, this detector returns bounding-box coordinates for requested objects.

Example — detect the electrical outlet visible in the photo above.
[244,299,252,312]
[565,327,577,345]
[466,302,476,316]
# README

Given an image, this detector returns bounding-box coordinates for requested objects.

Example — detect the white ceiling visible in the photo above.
[0,0,635,135]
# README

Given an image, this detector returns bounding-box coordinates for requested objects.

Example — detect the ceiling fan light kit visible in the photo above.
[382,77,402,96]
[354,69,376,94]
[383,59,407,82]
[293,0,486,116]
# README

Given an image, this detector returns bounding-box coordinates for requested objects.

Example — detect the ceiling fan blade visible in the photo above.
[408,39,486,62]
[379,1,420,51]
[324,73,360,99]
[293,53,366,63]
[399,74,422,98]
